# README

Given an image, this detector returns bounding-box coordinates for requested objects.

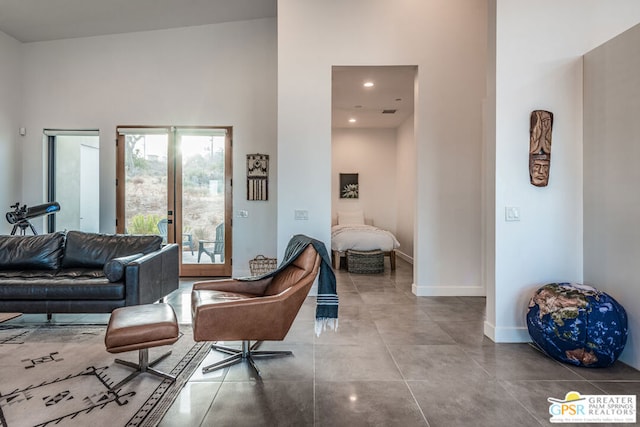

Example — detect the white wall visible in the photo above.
[584,23,640,369]
[488,0,640,342]
[332,128,397,231]
[483,0,497,339]
[278,0,487,297]
[19,18,277,276]
[0,31,22,234]
[395,114,415,260]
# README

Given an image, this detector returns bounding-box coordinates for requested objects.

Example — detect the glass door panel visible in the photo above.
[121,133,169,238]
[48,132,100,233]
[178,130,231,276]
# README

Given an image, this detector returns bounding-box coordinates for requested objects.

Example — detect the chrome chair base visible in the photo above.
[112,348,176,390]
[202,340,293,377]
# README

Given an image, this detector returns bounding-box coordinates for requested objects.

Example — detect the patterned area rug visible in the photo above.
[0,323,209,427]
[0,314,20,323]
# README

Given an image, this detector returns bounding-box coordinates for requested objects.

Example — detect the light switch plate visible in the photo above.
[505,206,520,221]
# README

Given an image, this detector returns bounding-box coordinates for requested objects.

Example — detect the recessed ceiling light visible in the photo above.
[348,118,357,123]
[363,82,374,88]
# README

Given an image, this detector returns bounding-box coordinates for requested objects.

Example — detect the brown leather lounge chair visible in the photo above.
[191,244,321,376]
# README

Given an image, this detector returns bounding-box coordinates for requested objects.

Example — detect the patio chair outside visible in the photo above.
[157,218,194,255]
[198,222,224,263]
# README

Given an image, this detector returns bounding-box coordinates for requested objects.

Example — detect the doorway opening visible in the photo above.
[46,129,100,233]
[331,65,417,270]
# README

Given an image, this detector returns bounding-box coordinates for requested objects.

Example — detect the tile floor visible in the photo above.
[158,259,640,427]
[6,259,639,426]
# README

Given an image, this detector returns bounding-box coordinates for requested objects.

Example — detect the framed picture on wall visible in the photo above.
[339,173,359,198]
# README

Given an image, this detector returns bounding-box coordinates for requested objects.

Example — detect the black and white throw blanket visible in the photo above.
[243,234,339,335]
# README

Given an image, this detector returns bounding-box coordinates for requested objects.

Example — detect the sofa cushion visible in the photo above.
[0,269,105,280]
[62,231,162,269]
[0,278,125,300]
[103,253,144,282]
[0,232,64,270]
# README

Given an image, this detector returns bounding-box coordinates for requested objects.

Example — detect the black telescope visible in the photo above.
[6,202,61,235]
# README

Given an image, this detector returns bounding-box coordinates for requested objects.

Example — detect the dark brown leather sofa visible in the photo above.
[0,230,178,315]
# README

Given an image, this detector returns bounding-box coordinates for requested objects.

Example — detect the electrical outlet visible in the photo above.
[294,210,309,220]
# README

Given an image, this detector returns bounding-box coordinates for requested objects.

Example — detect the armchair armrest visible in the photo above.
[192,277,272,296]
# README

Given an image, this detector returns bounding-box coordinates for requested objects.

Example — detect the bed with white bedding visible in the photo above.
[331,211,400,270]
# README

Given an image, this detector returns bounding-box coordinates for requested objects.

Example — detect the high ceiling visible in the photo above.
[0,1,414,130]
[0,0,277,43]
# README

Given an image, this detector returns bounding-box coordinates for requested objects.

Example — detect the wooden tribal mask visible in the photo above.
[529,110,553,187]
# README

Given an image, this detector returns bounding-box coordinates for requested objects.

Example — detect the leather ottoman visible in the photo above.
[105,303,179,389]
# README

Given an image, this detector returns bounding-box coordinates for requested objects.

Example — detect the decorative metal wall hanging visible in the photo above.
[247,154,269,201]
[339,173,359,199]
[529,110,554,187]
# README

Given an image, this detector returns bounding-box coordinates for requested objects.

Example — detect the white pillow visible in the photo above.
[338,210,365,225]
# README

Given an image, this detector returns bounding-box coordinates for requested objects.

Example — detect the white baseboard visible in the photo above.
[395,250,413,264]
[411,283,485,296]
[484,320,530,343]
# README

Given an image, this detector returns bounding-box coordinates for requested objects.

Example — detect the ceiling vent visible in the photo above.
[382,109,397,114]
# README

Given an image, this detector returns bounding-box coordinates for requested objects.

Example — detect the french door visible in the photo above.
[116,126,232,277]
